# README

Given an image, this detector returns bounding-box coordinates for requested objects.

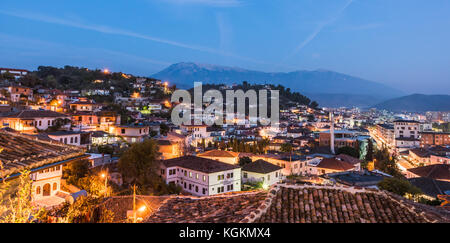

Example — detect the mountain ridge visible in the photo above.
[372,94,450,112]
[152,62,404,100]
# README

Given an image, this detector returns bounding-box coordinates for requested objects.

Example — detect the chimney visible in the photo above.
[330,112,335,155]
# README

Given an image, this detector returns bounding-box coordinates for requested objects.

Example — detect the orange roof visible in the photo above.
[198,150,239,158]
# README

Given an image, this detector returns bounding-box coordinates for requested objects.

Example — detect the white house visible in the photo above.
[180,124,212,146]
[110,124,149,143]
[241,159,283,187]
[47,131,82,146]
[160,156,241,196]
[0,110,70,133]
[0,129,87,208]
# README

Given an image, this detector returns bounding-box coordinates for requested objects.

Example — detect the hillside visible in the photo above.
[152,62,404,99]
[372,94,450,112]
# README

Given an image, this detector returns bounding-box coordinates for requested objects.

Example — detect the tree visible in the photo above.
[310,101,319,109]
[239,157,252,166]
[159,123,169,136]
[378,177,422,197]
[365,139,374,162]
[280,143,293,153]
[118,139,159,187]
[0,170,46,223]
[97,145,114,155]
[64,159,90,186]
[336,146,359,158]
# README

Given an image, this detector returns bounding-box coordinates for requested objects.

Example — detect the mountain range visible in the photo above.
[372,94,450,112]
[152,62,404,108]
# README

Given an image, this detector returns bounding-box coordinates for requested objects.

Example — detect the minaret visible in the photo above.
[330,112,335,154]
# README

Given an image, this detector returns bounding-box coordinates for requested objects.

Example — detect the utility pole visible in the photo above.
[133,184,136,223]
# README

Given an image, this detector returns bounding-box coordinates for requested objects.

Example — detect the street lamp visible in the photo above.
[101,169,108,196]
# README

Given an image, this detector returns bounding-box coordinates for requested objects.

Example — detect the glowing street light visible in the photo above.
[101,169,108,196]
[138,205,147,213]
[103,68,110,74]
[262,183,269,190]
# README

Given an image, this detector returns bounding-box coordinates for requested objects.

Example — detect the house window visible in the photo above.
[70,137,74,143]
[39,120,42,126]
[64,138,67,144]
[36,186,41,194]
[189,172,192,178]
[227,184,234,191]
[203,175,206,182]
[121,129,126,134]
[218,174,224,181]
[202,188,207,194]
[268,175,271,181]
[195,186,199,192]
[195,173,199,180]
[75,137,78,143]
[243,172,248,179]
[53,183,57,191]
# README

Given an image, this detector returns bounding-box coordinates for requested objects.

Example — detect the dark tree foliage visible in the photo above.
[118,139,160,187]
[280,143,293,153]
[373,146,404,179]
[336,146,359,158]
[365,139,374,162]
[19,65,143,94]
[160,123,170,136]
[378,177,422,197]
[64,159,91,186]
[239,156,252,166]
[187,82,318,109]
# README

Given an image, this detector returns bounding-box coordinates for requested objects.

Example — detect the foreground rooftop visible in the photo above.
[97,184,450,223]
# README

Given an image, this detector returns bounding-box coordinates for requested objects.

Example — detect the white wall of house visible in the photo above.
[208,168,241,196]
[30,164,63,200]
[242,170,282,186]
[162,166,241,196]
[48,134,81,146]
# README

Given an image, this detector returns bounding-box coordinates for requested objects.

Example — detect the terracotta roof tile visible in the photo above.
[242,159,282,174]
[198,150,239,158]
[317,158,355,171]
[0,130,85,178]
[160,156,240,173]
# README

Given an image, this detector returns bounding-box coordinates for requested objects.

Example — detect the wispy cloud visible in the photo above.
[161,0,243,7]
[332,23,383,32]
[0,32,171,68]
[216,13,233,51]
[0,9,260,64]
[284,0,354,61]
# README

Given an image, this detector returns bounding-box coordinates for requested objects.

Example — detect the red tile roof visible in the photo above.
[160,156,240,173]
[198,150,239,158]
[317,158,355,171]
[408,164,450,181]
[0,130,85,179]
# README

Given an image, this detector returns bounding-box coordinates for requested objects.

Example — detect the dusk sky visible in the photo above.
[0,0,449,94]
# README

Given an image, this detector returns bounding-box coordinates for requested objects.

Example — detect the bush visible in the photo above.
[378,177,422,197]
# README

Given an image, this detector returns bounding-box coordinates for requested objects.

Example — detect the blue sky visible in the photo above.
[0,0,449,94]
